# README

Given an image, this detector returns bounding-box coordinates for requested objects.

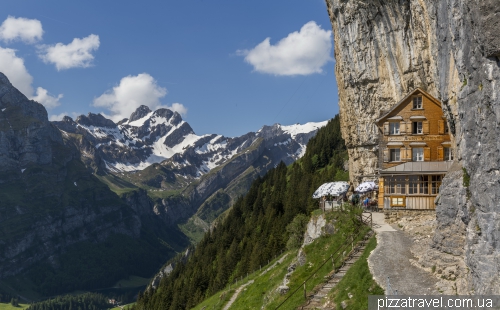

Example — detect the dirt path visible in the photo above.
[259,253,288,276]
[222,280,254,310]
[368,213,439,295]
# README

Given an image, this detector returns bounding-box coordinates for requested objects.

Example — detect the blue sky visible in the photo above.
[1,0,339,136]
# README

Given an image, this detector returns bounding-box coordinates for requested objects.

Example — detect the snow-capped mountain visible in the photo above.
[54,105,327,179]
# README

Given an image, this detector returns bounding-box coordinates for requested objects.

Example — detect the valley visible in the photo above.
[0,71,329,303]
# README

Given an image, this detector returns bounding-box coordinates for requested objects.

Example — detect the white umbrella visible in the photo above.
[312,181,350,199]
[355,181,378,193]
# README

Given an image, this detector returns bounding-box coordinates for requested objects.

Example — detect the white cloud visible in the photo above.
[237,21,333,76]
[0,47,33,96]
[169,102,188,116]
[93,73,187,121]
[49,112,68,121]
[39,34,100,70]
[0,47,63,109]
[32,87,63,109]
[0,16,43,44]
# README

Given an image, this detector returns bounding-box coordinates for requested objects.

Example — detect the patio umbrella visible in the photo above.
[355,181,378,193]
[312,181,350,199]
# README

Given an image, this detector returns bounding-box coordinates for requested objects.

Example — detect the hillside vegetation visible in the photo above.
[132,115,348,310]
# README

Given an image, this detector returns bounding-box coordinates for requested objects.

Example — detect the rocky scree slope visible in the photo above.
[325,0,500,293]
[0,72,188,296]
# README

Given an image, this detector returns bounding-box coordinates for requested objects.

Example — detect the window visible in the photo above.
[408,176,429,194]
[431,175,443,194]
[444,147,454,161]
[412,122,423,134]
[412,148,424,161]
[390,148,400,162]
[391,196,406,207]
[389,122,400,135]
[384,176,406,195]
[408,176,419,194]
[413,96,423,109]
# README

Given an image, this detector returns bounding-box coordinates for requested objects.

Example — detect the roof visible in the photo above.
[312,181,350,198]
[380,161,453,175]
[375,88,442,124]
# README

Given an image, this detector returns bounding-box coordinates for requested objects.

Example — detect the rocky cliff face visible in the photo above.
[0,73,188,295]
[325,0,499,294]
[0,74,62,169]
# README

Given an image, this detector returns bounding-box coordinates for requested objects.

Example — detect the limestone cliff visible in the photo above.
[325,0,499,294]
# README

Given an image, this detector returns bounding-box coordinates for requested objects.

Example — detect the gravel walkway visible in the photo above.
[368,213,439,295]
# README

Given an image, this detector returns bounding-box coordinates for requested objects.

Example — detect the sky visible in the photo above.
[1,0,339,137]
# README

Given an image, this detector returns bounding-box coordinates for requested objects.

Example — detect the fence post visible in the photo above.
[303,282,306,300]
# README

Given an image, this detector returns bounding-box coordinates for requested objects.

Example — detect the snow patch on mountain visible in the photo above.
[127,112,154,127]
[281,121,328,138]
[150,132,202,163]
[78,124,124,142]
[196,138,228,154]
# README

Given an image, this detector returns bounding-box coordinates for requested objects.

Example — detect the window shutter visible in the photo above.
[383,122,389,135]
[400,121,406,134]
[383,148,389,162]
[406,148,412,162]
[378,177,384,208]
[423,120,430,134]
[406,122,412,134]
[424,147,431,161]
[400,147,406,161]
[437,146,444,161]
[438,120,445,134]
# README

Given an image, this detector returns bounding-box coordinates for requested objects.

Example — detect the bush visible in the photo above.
[285,214,310,250]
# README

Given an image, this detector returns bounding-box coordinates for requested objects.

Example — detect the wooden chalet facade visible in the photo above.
[375,88,453,210]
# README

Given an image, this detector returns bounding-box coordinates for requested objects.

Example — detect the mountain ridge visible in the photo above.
[53,105,327,178]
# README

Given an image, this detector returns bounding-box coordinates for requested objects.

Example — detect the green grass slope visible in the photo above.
[0,303,29,310]
[327,235,384,309]
[230,210,369,310]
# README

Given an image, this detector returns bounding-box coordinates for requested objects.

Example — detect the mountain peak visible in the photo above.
[0,71,62,170]
[129,105,152,122]
[61,116,74,122]
[76,113,116,128]
[0,72,12,88]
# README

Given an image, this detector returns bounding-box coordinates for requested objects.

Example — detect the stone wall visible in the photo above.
[384,210,436,224]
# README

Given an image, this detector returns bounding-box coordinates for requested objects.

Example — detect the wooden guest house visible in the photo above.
[375,88,453,210]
